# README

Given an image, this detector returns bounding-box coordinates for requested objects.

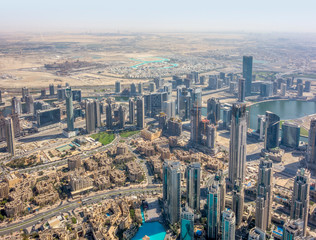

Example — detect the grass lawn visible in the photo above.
[119,130,140,138]
[90,132,115,145]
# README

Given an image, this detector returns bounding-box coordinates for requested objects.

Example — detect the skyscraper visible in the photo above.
[307,118,316,172]
[138,82,143,95]
[180,207,194,240]
[255,158,273,231]
[191,87,202,108]
[85,99,96,133]
[222,209,236,240]
[243,56,253,96]
[190,105,202,144]
[118,105,126,129]
[65,88,74,131]
[163,161,181,224]
[25,95,34,114]
[206,124,216,150]
[232,179,244,227]
[207,181,221,239]
[11,97,22,115]
[115,81,121,93]
[49,84,55,95]
[291,168,310,236]
[238,78,246,102]
[207,98,220,125]
[283,219,304,240]
[130,83,137,95]
[94,100,101,128]
[215,169,226,215]
[21,87,29,102]
[5,118,15,156]
[264,111,280,150]
[129,98,135,124]
[297,83,304,97]
[162,100,176,119]
[228,103,247,186]
[281,121,300,149]
[186,162,201,211]
[136,97,145,129]
[106,100,113,130]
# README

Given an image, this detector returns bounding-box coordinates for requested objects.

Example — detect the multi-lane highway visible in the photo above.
[0,185,162,236]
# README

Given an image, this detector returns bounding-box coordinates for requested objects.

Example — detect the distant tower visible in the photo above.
[138,82,143,95]
[207,181,221,239]
[222,209,236,240]
[21,87,29,102]
[118,105,126,129]
[163,161,181,224]
[115,81,121,93]
[106,100,113,130]
[264,111,280,150]
[11,97,22,115]
[190,105,202,144]
[129,99,135,124]
[85,99,96,133]
[136,97,145,129]
[40,89,46,98]
[149,82,156,92]
[215,170,226,215]
[238,78,246,102]
[5,118,15,156]
[297,83,304,97]
[307,118,316,172]
[228,103,247,186]
[65,88,74,131]
[206,124,216,150]
[207,98,220,125]
[186,162,201,211]
[130,83,136,95]
[49,84,55,95]
[255,158,273,231]
[25,95,34,114]
[180,207,194,240]
[291,168,310,236]
[243,56,253,96]
[232,179,244,227]
[94,100,101,128]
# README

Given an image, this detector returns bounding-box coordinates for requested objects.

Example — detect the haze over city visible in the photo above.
[0,1,316,240]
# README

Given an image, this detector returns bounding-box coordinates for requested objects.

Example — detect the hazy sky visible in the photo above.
[1,0,316,33]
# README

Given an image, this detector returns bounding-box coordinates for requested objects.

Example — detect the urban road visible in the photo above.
[0,185,162,236]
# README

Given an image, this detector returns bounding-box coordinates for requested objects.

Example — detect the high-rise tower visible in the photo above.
[222,209,236,240]
[5,118,15,156]
[264,111,280,150]
[180,207,194,240]
[228,103,247,186]
[190,105,202,144]
[163,161,181,224]
[136,97,145,129]
[243,56,253,96]
[307,118,316,173]
[207,98,220,125]
[291,168,310,236]
[129,99,135,124]
[65,88,74,131]
[186,162,201,211]
[207,181,221,239]
[238,78,246,102]
[232,179,244,227]
[255,158,273,231]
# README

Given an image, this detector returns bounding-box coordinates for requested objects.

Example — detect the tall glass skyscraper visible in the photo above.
[228,103,247,187]
[264,111,280,150]
[291,168,310,236]
[243,56,253,96]
[65,87,74,131]
[255,158,273,231]
[207,181,221,239]
[180,207,194,240]
[163,161,181,224]
[222,209,236,240]
[186,162,201,211]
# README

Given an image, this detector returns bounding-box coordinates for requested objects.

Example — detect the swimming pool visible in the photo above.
[132,207,166,240]
[132,221,166,240]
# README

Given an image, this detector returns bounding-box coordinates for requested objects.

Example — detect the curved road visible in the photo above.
[0,185,162,236]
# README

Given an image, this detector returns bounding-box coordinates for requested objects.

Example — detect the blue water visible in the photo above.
[132,221,166,240]
[130,57,178,69]
[132,207,166,240]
